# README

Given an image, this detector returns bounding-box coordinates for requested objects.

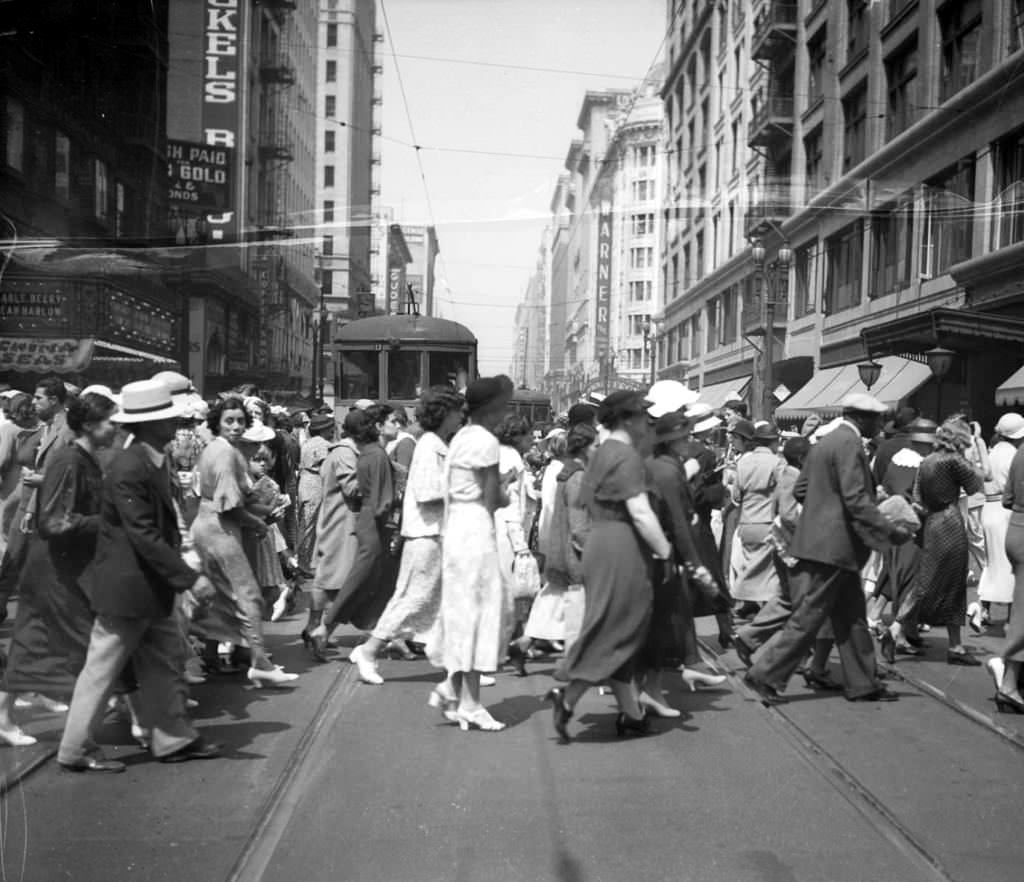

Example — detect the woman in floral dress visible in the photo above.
[885,418,985,666]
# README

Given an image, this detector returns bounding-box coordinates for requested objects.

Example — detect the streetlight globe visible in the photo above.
[751,243,766,265]
[925,346,956,380]
[777,244,792,266]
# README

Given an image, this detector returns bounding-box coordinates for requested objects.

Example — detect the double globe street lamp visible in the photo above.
[750,239,791,419]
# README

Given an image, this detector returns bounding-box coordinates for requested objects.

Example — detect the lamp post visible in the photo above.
[857,360,883,391]
[751,239,791,420]
[642,317,660,386]
[312,253,328,405]
[925,346,956,421]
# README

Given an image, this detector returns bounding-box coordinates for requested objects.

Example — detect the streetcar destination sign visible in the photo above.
[167,139,232,211]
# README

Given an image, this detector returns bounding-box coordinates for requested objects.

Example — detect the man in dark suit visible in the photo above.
[57,380,220,772]
[745,394,913,704]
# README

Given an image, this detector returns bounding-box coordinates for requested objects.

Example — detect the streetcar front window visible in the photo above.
[388,349,421,400]
[428,351,470,390]
[340,350,379,400]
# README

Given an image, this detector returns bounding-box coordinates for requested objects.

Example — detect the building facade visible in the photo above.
[513,245,548,390]
[168,0,318,398]
[659,0,1024,430]
[316,0,381,326]
[0,1,184,387]
[523,81,665,411]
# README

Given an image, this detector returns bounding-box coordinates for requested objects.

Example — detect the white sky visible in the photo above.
[379,0,665,374]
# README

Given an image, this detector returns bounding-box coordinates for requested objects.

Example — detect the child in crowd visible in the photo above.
[247,444,294,622]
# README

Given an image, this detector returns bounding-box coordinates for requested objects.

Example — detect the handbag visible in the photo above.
[511,550,542,599]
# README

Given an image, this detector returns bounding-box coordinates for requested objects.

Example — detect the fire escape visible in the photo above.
[255,6,297,379]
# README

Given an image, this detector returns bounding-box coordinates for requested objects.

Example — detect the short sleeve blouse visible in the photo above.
[446,424,499,505]
[197,436,252,513]
[582,439,646,513]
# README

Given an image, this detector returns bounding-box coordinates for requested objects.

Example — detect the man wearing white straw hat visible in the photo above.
[58,379,221,772]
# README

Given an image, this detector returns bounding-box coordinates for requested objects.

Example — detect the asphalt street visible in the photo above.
[2,609,1021,882]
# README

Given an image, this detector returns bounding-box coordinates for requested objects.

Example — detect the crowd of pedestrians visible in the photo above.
[0,368,1022,768]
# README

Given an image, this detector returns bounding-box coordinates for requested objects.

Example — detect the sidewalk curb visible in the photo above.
[0,743,58,796]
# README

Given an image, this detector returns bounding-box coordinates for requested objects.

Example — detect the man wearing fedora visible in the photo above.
[57,380,220,772]
[744,393,914,704]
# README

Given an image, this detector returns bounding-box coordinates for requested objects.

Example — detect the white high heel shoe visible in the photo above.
[454,707,506,732]
[15,693,69,713]
[681,669,728,692]
[639,691,681,718]
[0,726,37,747]
[247,666,299,688]
[349,644,384,685]
[985,657,1006,693]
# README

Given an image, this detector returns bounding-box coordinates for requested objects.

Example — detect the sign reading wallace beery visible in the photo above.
[168,140,232,212]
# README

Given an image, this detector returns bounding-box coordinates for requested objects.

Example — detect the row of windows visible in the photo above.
[3,96,127,231]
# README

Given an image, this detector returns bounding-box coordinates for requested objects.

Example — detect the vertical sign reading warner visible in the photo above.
[594,209,613,358]
[201,0,242,242]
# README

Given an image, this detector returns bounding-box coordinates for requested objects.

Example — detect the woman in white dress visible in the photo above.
[431,378,511,732]
[347,388,464,689]
[976,414,1024,626]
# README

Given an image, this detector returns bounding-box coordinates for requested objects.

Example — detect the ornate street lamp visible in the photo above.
[925,346,956,420]
[750,238,790,419]
[857,360,882,391]
[642,318,660,386]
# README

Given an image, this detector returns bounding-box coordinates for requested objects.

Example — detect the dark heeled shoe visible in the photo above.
[545,688,573,744]
[507,643,528,678]
[879,630,896,665]
[614,712,651,738]
[301,628,328,662]
[994,691,1024,714]
[802,669,844,691]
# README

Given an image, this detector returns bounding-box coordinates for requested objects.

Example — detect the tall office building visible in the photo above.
[168,0,318,397]
[316,0,381,324]
[659,0,1024,429]
[519,78,665,410]
[0,2,181,386]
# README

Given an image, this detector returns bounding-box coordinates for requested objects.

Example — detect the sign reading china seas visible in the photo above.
[0,338,93,374]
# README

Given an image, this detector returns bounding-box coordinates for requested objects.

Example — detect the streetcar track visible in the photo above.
[223,658,360,882]
[697,640,961,882]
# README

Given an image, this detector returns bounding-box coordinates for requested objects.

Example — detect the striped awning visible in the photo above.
[775,357,932,421]
[996,364,1024,407]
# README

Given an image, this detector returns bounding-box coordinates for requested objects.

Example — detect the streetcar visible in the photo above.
[509,387,553,426]
[330,313,477,417]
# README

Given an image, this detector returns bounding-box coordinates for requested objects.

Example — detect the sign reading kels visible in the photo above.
[201,0,242,242]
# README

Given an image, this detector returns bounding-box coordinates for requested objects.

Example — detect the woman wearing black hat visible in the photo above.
[311,409,396,646]
[640,412,726,717]
[430,377,512,732]
[546,391,673,744]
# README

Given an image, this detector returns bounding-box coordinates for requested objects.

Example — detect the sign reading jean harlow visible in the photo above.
[594,210,613,358]
[0,338,94,373]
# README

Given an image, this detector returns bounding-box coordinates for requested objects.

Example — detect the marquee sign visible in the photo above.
[0,338,93,373]
[594,209,613,358]
[201,0,242,242]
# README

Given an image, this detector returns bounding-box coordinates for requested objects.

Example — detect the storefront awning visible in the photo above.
[776,357,932,421]
[862,307,1024,358]
[697,377,751,409]
[996,365,1024,407]
[92,340,178,365]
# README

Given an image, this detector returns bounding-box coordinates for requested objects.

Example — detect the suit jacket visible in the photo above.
[789,421,895,572]
[80,442,198,619]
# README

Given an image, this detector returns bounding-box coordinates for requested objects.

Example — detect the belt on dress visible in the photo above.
[986,493,1004,503]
